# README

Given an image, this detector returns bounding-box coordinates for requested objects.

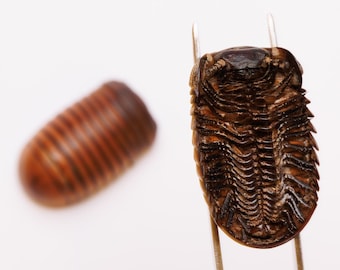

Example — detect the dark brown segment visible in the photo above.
[19,81,156,207]
[190,47,319,248]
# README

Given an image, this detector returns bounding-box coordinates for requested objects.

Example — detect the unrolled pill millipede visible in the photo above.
[190,15,319,270]
[190,45,319,249]
[19,81,156,207]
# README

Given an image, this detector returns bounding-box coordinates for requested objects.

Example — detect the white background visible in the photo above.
[0,1,338,269]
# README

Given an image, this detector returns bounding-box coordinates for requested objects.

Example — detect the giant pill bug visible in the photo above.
[19,81,156,207]
[190,46,319,248]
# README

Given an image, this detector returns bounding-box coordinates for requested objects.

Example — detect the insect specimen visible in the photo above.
[19,81,156,207]
[190,22,319,250]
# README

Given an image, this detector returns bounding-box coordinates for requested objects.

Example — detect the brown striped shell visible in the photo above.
[19,81,156,207]
[190,47,319,248]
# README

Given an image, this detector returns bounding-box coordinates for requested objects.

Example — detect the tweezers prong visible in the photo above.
[192,23,224,270]
[192,23,201,63]
[267,13,278,48]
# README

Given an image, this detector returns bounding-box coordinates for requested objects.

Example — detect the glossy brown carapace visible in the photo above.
[20,81,156,207]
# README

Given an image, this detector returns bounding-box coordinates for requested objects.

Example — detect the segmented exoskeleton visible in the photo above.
[20,81,156,207]
[190,46,319,248]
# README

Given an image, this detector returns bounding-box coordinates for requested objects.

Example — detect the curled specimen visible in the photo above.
[20,81,156,207]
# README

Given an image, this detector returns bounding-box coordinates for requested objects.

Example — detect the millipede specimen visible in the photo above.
[190,36,319,248]
[19,81,156,207]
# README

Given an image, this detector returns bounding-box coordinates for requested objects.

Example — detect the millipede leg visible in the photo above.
[210,216,224,270]
[294,234,304,270]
